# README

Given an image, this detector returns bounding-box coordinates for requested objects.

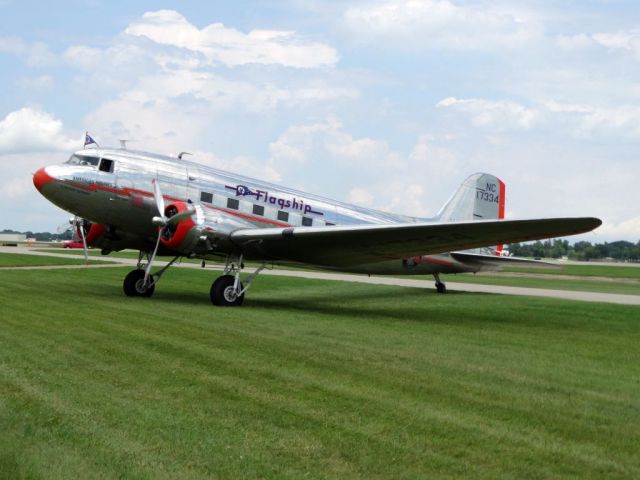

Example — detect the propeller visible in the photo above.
[57,218,74,235]
[74,217,90,264]
[143,179,195,285]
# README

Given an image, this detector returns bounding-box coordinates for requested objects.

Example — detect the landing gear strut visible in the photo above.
[122,251,180,298]
[123,251,265,306]
[433,273,447,294]
[210,254,266,307]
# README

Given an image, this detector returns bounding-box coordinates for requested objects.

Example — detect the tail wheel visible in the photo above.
[210,275,244,307]
[123,269,155,298]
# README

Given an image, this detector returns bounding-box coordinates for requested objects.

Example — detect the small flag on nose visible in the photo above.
[84,131,99,148]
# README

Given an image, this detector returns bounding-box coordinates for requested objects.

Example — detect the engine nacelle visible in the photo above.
[160,201,204,253]
[76,220,106,246]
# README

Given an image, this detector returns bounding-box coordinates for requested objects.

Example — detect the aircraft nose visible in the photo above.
[33,167,55,192]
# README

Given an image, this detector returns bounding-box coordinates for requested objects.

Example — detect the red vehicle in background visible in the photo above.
[63,240,85,249]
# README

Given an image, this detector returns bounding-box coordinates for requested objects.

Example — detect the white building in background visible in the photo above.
[0,233,26,245]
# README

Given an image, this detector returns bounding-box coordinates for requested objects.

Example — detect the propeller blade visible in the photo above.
[76,217,89,264]
[144,227,163,286]
[144,179,193,286]
[166,206,196,225]
[152,179,165,218]
[56,216,76,235]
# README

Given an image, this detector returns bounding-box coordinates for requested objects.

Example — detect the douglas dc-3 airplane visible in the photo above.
[33,146,601,306]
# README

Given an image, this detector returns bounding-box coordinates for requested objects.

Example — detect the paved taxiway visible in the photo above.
[2,246,639,306]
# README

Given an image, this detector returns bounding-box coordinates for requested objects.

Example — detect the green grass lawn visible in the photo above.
[1,267,639,479]
[504,264,640,279]
[35,248,139,259]
[0,252,106,267]
[23,249,640,295]
[35,248,208,264]
[447,272,640,295]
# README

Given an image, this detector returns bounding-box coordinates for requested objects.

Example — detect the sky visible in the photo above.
[1,0,639,242]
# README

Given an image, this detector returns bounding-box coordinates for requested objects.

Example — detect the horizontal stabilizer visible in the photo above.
[450,251,558,269]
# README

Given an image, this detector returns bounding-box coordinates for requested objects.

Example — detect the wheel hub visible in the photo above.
[135,279,149,294]
[223,285,238,302]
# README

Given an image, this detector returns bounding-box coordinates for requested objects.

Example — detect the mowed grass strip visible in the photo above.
[36,248,139,259]
[446,272,640,296]
[504,263,640,279]
[35,249,207,264]
[0,267,639,479]
[0,252,107,267]
[33,250,640,294]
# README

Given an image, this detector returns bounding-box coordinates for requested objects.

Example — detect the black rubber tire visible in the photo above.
[210,275,244,306]
[435,282,447,294]
[123,269,155,298]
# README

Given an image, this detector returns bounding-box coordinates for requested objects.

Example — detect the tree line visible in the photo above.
[1,228,73,241]
[508,239,640,262]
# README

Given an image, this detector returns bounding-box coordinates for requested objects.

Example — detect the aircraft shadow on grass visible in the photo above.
[124,284,494,324]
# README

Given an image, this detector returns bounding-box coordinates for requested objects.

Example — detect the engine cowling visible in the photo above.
[159,201,203,253]
[76,220,106,246]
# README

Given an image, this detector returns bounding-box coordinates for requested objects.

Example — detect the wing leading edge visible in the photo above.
[229,217,601,267]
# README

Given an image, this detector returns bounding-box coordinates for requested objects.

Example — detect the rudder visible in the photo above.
[436,173,505,222]
[436,172,506,255]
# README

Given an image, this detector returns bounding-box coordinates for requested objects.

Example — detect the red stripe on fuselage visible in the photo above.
[203,205,291,227]
[52,177,291,228]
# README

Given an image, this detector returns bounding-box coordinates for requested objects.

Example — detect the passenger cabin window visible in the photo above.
[302,217,313,227]
[277,211,289,222]
[253,204,265,216]
[99,158,114,173]
[200,192,213,203]
[227,198,239,210]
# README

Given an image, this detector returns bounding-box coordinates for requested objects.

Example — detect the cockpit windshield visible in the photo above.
[66,154,99,166]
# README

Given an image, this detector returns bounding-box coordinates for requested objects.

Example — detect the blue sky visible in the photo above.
[1,0,639,241]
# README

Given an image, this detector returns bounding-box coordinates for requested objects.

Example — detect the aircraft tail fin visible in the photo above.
[436,173,506,255]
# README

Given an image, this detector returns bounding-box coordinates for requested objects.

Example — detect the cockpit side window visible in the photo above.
[99,158,115,173]
[66,154,99,166]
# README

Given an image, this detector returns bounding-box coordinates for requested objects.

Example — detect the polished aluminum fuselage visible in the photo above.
[37,148,480,275]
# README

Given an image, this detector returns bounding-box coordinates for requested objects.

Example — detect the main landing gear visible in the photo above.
[123,269,154,297]
[211,255,266,307]
[433,273,447,294]
[123,251,180,298]
[122,252,265,307]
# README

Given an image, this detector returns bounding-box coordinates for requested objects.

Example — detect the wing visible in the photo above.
[230,217,601,267]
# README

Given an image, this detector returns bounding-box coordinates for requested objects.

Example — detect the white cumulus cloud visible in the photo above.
[125,10,338,68]
[0,36,56,67]
[0,107,78,154]
[437,97,640,138]
[437,97,538,130]
[555,30,640,61]
[597,217,640,241]
[544,100,640,137]
[268,120,466,217]
[17,75,54,90]
[343,0,540,51]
